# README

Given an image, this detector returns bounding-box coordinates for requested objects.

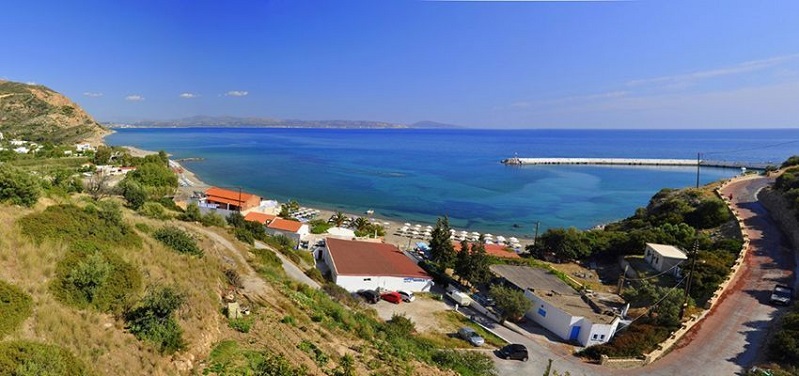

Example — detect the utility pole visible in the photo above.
[695,152,701,189]
[680,240,700,319]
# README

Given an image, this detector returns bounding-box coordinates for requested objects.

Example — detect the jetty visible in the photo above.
[501,157,768,170]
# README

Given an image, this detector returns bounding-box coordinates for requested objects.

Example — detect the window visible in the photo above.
[363,278,371,281]
[600,335,605,340]
[592,334,598,340]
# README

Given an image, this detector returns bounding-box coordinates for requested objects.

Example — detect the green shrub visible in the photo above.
[305,268,325,283]
[51,244,142,314]
[280,315,296,326]
[0,341,91,376]
[228,317,252,333]
[253,248,282,268]
[125,285,186,354]
[153,226,203,256]
[138,202,171,220]
[0,281,33,338]
[177,203,202,222]
[19,204,141,249]
[431,350,496,376]
[201,212,226,227]
[233,227,255,245]
[205,340,307,376]
[134,222,152,233]
[297,340,329,366]
[0,164,41,207]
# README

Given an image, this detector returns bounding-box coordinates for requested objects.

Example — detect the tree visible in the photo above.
[85,173,112,201]
[279,200,300,218]
[455,240,491,286]
[177,202,202,222]
[490,285,531,322]
[538,227,591,261]
[329,211,348,227]
[0,164,40,207]
[429,216,456,269]
[92,145,112,164]
[125,285,186,354]
[352,217,369,232]
[119,180,147,209]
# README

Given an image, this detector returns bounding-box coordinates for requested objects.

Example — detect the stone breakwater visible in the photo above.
[501,157,768,170]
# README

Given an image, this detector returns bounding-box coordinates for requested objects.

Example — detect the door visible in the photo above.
[569,326,581,341]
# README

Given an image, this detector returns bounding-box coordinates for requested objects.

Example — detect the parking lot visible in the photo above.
[371,293,452,332]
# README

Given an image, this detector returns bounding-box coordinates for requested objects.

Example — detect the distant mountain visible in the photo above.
[410,120,463,129]
[108,116,463,129]
[0,80,107,144]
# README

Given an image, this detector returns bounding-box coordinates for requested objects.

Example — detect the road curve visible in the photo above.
[494,176,795,376]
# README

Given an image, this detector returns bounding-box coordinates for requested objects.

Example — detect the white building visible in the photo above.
[644,243,687,275]
[265,217,310,244]
[490,265,623,347]
[322,238,433,293]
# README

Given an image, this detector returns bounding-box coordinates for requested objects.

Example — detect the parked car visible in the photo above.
[471,293,494,307]
[381,291,402,304]
[398,290,415,302]
[358,290,380,304]
[497,343,528,361]
[457,327,485,347]
[770,284,794,306]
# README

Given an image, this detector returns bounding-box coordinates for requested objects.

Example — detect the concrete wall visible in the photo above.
[579,318,621,347]
[523,290,616,346]
[334,275,432,293]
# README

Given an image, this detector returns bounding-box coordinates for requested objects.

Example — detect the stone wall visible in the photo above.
[759,188,799,251]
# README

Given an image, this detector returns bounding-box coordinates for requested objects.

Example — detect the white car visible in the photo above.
[458,327,485,347]
[398,290,415,302]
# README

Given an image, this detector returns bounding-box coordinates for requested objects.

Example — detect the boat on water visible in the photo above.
[365,209,374,215]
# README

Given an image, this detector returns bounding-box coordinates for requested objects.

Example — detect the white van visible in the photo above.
[398,290,415,302]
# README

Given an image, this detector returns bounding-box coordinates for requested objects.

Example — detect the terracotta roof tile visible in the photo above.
[244,212,276,224]
[267,218,303,233]
[326,238,431,279]
[205,187,259,204]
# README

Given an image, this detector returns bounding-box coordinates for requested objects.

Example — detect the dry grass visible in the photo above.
[0,198,453,376]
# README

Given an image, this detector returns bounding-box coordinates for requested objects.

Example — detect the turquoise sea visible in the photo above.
[107,128,798,237]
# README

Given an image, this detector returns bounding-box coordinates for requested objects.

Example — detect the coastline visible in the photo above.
[114,143,513,250]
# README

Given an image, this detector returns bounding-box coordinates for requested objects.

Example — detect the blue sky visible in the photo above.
[2,0,798,128]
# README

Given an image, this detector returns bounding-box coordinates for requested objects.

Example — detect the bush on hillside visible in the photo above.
[51,243,142,314]
[19,204,141,249]
[200,212,226,227]
[0,281,33,338]
[125,285,186,354]
[152,226,203,256]
[0,341,91,376]
[138,202,171,220]
[0,164,41,207]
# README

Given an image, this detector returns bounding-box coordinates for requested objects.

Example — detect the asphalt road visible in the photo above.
[254,240,321,289]
[489,176,796,376]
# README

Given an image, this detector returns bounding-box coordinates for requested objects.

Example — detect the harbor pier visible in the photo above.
[501,157,768,170]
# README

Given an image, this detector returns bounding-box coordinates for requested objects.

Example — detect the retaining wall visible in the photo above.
[606,176,753,365]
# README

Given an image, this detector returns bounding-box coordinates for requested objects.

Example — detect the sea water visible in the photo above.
[106,128,799,236]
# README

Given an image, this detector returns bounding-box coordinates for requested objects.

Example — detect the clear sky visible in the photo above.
[2,0,798,128]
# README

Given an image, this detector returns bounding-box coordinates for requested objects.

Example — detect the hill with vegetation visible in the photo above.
[0,80,106,144]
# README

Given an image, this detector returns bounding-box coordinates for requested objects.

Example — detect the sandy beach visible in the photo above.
[118,144,531,251]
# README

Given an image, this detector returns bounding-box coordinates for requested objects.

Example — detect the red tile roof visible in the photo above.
[453,242,521,259]
[205,187,259,205]
[326,238,431,279]
[244,212,276,224]
[267,218,303,233]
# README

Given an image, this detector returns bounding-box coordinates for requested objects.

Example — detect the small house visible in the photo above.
[643,243,687,275]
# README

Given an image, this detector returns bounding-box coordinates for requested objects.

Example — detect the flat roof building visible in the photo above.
[490,264,623,347]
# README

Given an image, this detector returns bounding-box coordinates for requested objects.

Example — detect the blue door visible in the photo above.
[569,326,580,341]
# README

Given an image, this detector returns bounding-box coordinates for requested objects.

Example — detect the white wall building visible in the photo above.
[322,238,433,293]
[644,243,687,275]
[265,217,310,244]
[491,265,623,347]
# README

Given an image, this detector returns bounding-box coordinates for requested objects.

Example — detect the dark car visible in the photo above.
[381,291,402,304]
[358,290,380,304]
[497,343,528,361]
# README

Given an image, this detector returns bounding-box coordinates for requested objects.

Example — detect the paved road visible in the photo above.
[254,240,321,289]
[489,176,796,376]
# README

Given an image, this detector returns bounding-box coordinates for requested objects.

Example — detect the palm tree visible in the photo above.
[329,211,348,227]
[352,217,370,232]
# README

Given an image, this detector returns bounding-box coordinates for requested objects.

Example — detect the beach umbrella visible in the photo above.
[509,237,519,242]
[460,230,468,235]
[426,225,433,230]
[484,233,493,238]
[486,240,494,245]
[383,221,390,226]
[496,235,506,242]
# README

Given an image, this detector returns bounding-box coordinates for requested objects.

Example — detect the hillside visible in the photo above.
[0,80,107,144]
